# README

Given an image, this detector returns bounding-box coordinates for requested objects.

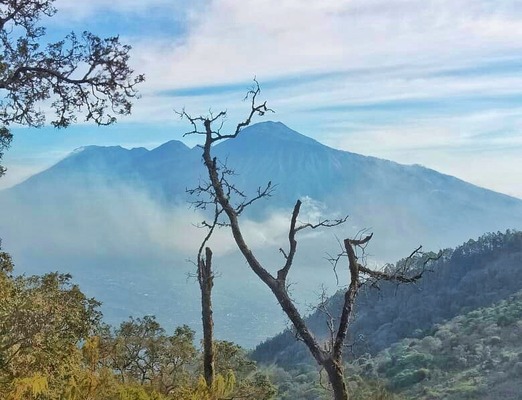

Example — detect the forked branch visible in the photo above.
[277,199,348,283]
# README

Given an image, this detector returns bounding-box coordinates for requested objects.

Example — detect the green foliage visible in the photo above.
[0,247,275,399]
[0,0,144,128]
[101,316,197,393]
[0,0,144,174]
[0,127,12,176]
[0,262,101,398]
[368,290,522,399]
[264,363,401,400]
[97,316,276,399]
[7,374,48,400]
[0,246,13,273]
[389,369,429,389]
[214,340,255,377]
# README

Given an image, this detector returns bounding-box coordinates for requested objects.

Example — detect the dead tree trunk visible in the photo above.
[198,247,215,388]
[323,358,349,400]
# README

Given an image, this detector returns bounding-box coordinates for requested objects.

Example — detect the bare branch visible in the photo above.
[277,200,302,283]
[233,78,274,138]
[295,215,349,233]
[0,29,144,128]
[196,202,224,267]
[179,81,440,400]
[332,235,373,359]
[359,246,441,286]
[315,287,336,353]
[235,181,274,215]
[177,80,273,146]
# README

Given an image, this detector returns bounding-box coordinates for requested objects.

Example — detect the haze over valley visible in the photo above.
[1,121,521,347]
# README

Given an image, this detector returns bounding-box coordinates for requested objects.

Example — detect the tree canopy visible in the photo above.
[0,249,276,399]
[0,0,144,175]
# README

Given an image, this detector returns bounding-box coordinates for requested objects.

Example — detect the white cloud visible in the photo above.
[128,0,522,88]
[327,109,522,199]
[5,0,522,199]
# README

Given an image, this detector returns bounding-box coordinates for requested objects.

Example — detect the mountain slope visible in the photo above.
[265,284,522,400]
[369,289,522,399]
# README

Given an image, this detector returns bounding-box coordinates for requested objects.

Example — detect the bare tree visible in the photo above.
[0,0,145,175]
[198,246,215,388]
[179,82,436,400]
[187,196,223,389]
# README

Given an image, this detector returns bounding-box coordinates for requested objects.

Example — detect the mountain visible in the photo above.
[1,121,521,347]
[10,121,522,253]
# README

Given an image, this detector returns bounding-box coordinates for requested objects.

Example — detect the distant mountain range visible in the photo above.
[12,121,522,252]
[1,121,521,347]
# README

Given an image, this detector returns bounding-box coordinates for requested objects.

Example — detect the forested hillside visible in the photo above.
[367,290,522,399]
[266,289,522,400]
[253,230,522,367]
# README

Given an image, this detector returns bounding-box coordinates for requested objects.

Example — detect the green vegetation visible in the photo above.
[362,290,522,399]
[254,230,522,366]
[265,363,405,400]
[261,288,522,400]
[0,249,275,399]
[251,231,522,398]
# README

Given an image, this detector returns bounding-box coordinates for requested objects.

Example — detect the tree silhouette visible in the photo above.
[0,0,144,175]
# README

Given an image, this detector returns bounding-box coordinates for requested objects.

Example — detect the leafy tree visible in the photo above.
[102,317,198,394]
[0,253,102,398]
[212,340,276,399]
[101,316,275,399]
[0,0,144,175]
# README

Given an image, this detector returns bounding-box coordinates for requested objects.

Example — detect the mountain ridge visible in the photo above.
[15,121,520,202]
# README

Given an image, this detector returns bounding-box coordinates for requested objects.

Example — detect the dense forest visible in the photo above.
[1,230,521,399]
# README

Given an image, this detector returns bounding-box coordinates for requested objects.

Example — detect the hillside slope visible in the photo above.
[253,230,522,366]
[368,289,522,399]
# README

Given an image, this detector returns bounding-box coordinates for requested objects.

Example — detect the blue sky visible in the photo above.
[2,0,522,198]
